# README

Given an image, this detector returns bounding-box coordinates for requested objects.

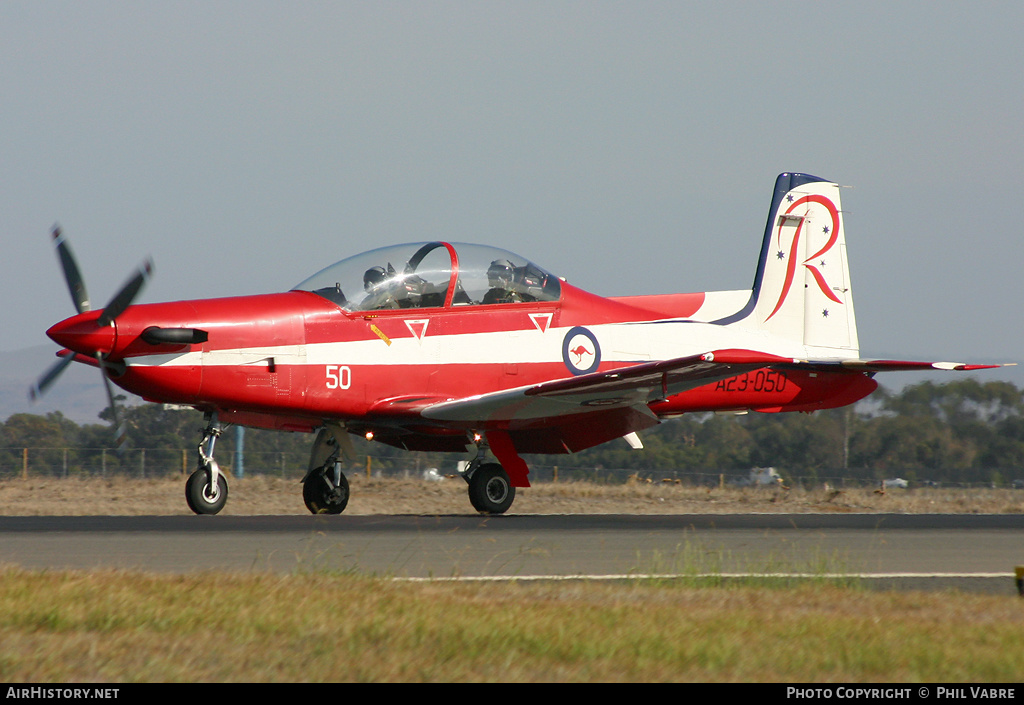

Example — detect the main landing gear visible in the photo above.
[186,413,228,515]
[465,462,516,514]
[460,440,516,515]
[301,424,350,515]
[297,425,519,516]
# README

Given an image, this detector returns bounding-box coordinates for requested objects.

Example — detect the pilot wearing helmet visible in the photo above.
[482,259,523,304]
[360,265,401,310]
[363,266,387,291]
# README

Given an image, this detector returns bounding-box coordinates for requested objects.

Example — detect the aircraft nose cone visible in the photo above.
[46,311,116,357]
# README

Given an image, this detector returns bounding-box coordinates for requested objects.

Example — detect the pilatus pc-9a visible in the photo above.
[33,173,1001,515]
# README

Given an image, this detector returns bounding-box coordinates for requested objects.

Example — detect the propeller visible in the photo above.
[31,225,154,452]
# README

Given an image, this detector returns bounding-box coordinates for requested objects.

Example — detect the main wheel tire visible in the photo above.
[468,463,515,514]
[303,468,350,515]
[185,467,228,515]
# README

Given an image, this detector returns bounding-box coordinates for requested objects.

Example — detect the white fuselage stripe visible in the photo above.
[123,320,850,369]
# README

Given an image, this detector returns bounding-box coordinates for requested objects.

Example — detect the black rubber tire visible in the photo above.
[185,467,228,515]
[303,468,350,515]
[468,463,515,514]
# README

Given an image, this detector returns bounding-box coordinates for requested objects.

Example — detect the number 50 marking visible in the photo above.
[326,365,352,390]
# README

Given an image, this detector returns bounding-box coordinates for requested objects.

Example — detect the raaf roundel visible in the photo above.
[32,173,1006,515]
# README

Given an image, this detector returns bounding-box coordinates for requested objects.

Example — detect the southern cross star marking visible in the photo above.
[822,309,830,318]
[776,250,785,260]
[823,225,830,234]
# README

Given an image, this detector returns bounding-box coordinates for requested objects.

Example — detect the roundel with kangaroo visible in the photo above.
[561,326,601,375]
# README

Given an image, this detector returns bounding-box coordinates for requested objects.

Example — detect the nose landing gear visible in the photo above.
[186,413,228,515]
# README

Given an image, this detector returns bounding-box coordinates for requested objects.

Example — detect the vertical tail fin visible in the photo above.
[739,173,859,355]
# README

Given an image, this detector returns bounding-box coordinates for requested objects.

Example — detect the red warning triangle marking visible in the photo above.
[405,319,430,340]
[529,313,552,333]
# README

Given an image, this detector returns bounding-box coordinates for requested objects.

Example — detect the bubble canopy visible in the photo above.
[292,242,562,312]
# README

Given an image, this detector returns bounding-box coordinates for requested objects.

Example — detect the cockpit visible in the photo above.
[292,242,562,312]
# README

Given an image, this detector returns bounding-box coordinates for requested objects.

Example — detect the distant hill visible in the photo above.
[0,345,141,425]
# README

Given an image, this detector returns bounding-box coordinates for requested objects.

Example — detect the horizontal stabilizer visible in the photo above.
[785,359,1013,373]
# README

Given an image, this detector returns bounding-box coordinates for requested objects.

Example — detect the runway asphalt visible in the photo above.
[2,513,1022,594]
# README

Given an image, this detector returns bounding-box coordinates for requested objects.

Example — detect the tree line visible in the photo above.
[2,378,1023,485]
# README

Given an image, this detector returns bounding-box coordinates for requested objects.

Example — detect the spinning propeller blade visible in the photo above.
[52,225,90,315]
[28,350,75,401]
[97,259,154,327]
[97,355,129,452]
[31,227,153,451]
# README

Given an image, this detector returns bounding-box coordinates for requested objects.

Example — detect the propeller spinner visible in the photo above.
[30,225,153,451]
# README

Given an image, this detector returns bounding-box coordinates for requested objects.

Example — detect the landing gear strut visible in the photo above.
[301,424,351,515]
[186,413,228,515]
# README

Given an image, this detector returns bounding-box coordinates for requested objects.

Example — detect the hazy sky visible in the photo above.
[4,2,1023,393]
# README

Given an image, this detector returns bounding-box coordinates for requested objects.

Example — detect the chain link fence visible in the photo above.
[1,447,1020,489]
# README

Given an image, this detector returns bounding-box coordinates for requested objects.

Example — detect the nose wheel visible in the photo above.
[186,463,228,515]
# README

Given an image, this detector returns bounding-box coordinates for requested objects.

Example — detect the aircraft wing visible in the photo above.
[421,350,1007,427]
[417,350,1008,455]
[421,349,793,425]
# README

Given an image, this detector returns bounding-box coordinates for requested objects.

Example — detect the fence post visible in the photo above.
[234,426,245,479]
[22,448,28,480]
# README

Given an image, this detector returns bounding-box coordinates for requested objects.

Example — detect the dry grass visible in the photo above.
[1,568,1023,682]
[0,474,1022,515]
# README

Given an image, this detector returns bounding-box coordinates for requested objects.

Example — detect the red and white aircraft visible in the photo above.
[32,173,1001,515]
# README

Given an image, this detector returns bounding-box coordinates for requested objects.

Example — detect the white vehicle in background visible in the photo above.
[735,467,785,487]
